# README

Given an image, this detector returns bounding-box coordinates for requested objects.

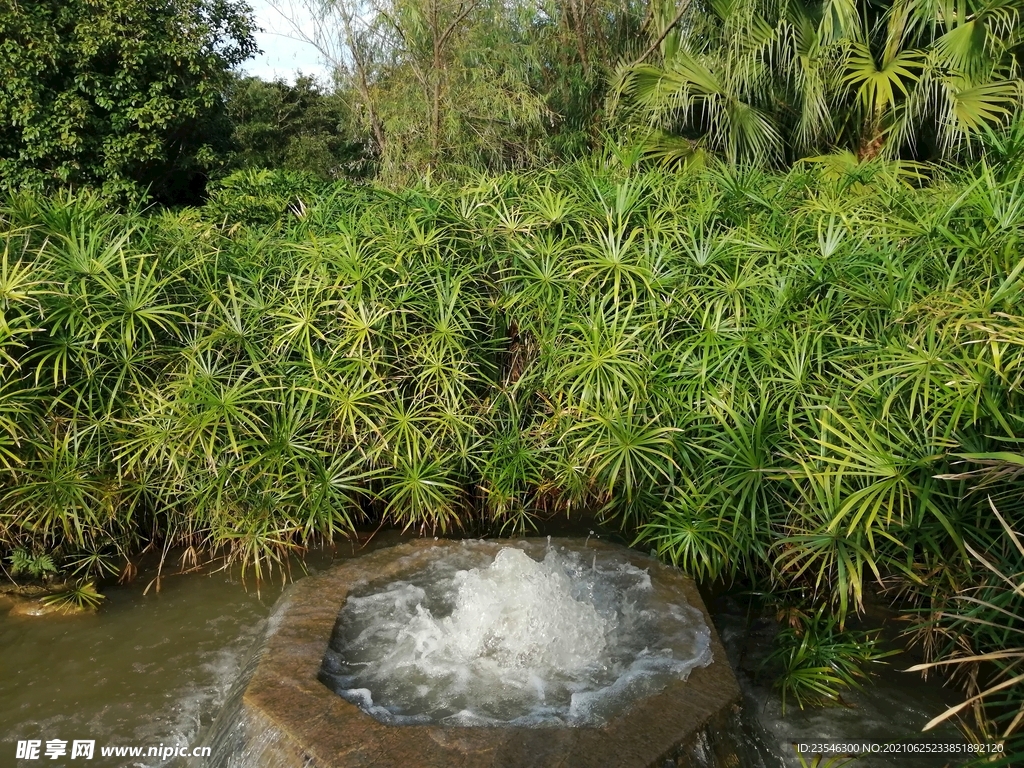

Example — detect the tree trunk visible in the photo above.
[857,111,885,161]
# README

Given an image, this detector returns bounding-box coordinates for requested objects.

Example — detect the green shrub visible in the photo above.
[762,606,898,713]
[9,549,57,580]
[204,168,331,227]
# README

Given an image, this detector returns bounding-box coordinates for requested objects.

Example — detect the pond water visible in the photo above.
[1,563,277,767]
[1,533,969,767]
[0,534,390,768]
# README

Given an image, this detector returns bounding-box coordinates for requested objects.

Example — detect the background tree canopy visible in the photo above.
[223,74,369,178]
[4,0,1019,198]
[265,0,1022,181]
[612,0,1024,166]
[0,0,257,203]
[269,0,647,183]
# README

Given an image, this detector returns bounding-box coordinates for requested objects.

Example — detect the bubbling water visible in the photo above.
[319,541,712,727]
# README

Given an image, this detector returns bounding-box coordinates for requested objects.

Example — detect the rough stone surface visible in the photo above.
[5,595,93,617]
[240,538,740,768]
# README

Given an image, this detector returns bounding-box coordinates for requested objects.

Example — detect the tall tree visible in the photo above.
[271,0,645,181]
[0,0,258,202]
[525,0,647,158]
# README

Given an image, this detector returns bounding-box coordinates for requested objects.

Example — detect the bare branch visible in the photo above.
[629,1,689,68]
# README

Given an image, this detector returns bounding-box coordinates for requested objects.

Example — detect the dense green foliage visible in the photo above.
[614,0,1024,165]
[0,0,257,202]
[2,152,1024,742]
[0,156,1021,581]
[204,168,332,226]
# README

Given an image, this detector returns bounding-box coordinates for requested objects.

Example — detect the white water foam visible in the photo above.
[320,541,712,726]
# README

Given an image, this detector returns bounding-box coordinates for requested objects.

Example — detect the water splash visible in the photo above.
[320,541,712,726]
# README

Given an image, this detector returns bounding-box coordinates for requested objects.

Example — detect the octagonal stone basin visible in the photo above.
[235,538,740,768]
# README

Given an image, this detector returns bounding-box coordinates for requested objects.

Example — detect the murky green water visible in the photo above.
[2,535,973,767]
[0,534,406,768]
[2,567,276,767]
